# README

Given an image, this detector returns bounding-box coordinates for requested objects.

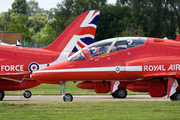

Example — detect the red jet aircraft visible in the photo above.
[0,10,100,101]
[31,36,180,101]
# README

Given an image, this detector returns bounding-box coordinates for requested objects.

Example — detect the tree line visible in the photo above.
[0,0,180,46]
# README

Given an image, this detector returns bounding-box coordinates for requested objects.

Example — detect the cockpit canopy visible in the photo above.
[68,37,147,61]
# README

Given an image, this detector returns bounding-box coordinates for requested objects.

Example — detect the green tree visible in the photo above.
[0,12,11,32]
[45,8,57,21]
[95,4,131,41]
[6,15,31,42]
[12,0,27,15]
[27,14,48,34]
[39,24,57,44]
[31,17,57,45]
[120,0,180,39]
[27,0,39,16]
[121,27,145,37]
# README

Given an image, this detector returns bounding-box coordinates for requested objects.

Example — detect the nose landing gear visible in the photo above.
[60,81,73,102]
[22,90,32,98]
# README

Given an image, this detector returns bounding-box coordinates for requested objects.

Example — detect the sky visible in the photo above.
[0,0,116,14]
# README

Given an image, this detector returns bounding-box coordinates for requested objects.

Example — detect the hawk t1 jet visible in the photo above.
[0,10,99,101]
[31,36,180,101]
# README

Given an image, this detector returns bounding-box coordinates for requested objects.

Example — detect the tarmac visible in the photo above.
[2,95,170,102]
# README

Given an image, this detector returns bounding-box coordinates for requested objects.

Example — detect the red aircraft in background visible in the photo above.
[0,10,100,101]
[31,36,180,101]
[0,39,21,46]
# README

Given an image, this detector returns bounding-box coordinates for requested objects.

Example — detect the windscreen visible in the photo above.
[67,50,86,61]
[68,37,147,61]
[83,37,147,58]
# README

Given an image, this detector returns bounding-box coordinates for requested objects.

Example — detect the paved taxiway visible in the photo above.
[2,95,170,102]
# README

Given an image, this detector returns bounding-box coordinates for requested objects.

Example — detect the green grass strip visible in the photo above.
[0,101,179,120]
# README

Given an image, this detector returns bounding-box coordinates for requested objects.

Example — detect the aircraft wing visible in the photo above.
[0,72,30,76]
[0,72,31,82]
[0,72,61,85]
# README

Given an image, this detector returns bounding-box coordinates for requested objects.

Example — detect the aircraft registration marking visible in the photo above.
[1,65,24,72]
[144,64,180,71]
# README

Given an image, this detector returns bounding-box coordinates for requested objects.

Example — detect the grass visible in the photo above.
[0,101,179,120]
[5,82,148,95]
[2,83,178,120]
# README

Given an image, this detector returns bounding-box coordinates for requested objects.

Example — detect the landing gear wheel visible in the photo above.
[173,91,180,101]
[0,90,4,101]
[63,93,73,102]
[170,94,175,101]
[115,88,127,98]
[111,92,117,98]
[169,93,176,101]
[23,90,32,98]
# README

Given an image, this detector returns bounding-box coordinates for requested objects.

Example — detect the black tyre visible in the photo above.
[63,93,73,102]
[173,91,180,101]
[23,90,32,98]
[111,92,117,98]
[170,95,174,101]
[0,90,4,101]
[115,88,127,98]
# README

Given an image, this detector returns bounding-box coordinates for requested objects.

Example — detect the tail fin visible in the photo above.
[16,39,21,46]
[43,10,100,52]
[174,34,180,41]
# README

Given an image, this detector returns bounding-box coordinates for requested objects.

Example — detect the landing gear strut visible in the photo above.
[22,90,32,98]
[60,81,73,102]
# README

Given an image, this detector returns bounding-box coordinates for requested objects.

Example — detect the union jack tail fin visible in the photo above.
[43,10,100,52]
[174,34,180,41]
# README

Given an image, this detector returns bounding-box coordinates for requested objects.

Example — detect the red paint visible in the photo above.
[77,82,95,89]
[0,10,99,95]
[31,36,180,99]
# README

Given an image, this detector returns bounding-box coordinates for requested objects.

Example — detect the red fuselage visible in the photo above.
[0,10,100,92]
[0,45,62,90]
[31,37,180,82]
